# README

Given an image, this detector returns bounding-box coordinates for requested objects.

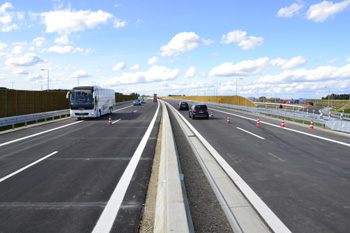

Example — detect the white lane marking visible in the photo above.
[166,102,291,233]
[0,121,83,147]
[212,108,350,148]
[112,105,132,113]
[92,101,160,233]
[268,153,286,162]
[0,151,58,183]
[112,119,121,125]
[236,127,265,140]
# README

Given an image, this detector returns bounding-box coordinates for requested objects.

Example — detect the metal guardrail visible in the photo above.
[321,108,350,120]
[0,110,70,129]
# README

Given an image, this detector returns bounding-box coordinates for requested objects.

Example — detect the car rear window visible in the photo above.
[195,105,207,111]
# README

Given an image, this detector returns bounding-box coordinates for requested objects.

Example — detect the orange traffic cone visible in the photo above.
[227,115,230,123]
[281,118,285,128]
[309,119,314,129]
[211,110,213,118]
[108,115,112,125]
[256,116,261,126]
[132,106,134,113]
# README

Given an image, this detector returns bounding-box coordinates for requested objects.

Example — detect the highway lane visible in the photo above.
[165,99,350,233]
[0,100,160,233]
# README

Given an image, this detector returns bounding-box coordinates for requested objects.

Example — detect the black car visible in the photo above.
[189,104,209,119]
[178,101,189,110]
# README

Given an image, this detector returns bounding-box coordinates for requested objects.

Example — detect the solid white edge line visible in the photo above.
[92,101,160,233]
[0,121,83,147]
[165,102,291,233]
[236,127,265,139]
[0,151,58,183]
[112,119,121,125]
[212,107,350,147]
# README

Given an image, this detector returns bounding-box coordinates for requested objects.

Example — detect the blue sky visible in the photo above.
[0,0,350,99]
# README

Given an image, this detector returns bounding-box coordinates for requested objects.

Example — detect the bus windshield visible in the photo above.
[70,87,94,109]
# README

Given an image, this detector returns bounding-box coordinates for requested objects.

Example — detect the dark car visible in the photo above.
[189,104,209,119]
[307,101,314,106]
[133,100,141,106]
[178,101,189,110]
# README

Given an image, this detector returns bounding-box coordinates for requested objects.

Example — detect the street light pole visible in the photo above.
[40,69,49,90]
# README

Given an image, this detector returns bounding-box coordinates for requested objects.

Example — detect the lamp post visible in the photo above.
[235,78,243,96]
[40,69,49,90]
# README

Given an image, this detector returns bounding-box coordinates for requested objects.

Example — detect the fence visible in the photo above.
[0,89,69,118]
[0,89,137,119]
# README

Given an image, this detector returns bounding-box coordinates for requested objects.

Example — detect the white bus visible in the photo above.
[67,86,115,119]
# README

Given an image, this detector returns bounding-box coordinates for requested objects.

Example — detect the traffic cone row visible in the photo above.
[108,115,112,125]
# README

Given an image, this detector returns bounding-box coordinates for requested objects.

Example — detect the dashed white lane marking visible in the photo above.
[92,101,160,233]
[0,151,58,183]
[0,121,83,147]
[112,119,121,125]
[112,105,132,113]
[212,108,350,148]
[268,152,286,162]
[236,127,265,139]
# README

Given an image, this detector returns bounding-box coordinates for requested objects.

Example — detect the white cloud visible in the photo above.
[0,41,8,50]
[0,2,13,13]
[5,53,43,66]
[0,2,22,32]
[25,74,43,82]
[54,35,69,45]
[148,56,158,64]
[130,64,140,70]
[113,62,127,71]
[221,30,264,50]
[70,70,92,79]
[48,46,74,54]
[73,47,91,55]
[210,56,307,77]
[113,19,126,28]
[32,37,46,47]
[12,45,23,55]
[106,65,180,86]
[13,69,28,76]
[255,64,350,84]
[40,9,126,34]
[347,56,350,63]
[307,0,350,22]
[160,32,213,57]
[209,57,270,76]
[277,3,304,17]
[270,56,306,70]
[328,58,338,63]
[184,66,196,78]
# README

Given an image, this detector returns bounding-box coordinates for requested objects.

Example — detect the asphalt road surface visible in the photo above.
[0,100,160,233]
[165,99,350,233]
